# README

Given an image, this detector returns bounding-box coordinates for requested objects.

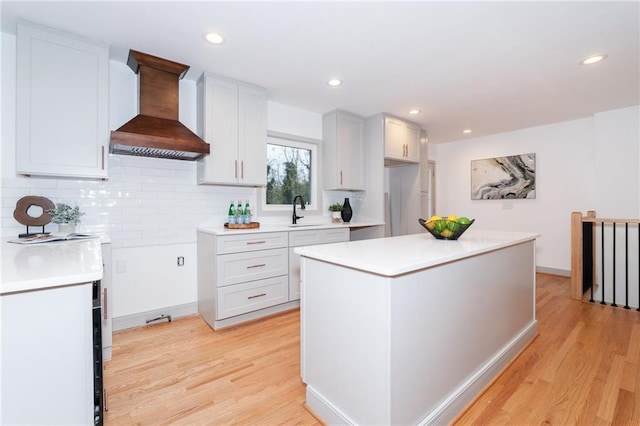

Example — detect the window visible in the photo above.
[261,133,319,213]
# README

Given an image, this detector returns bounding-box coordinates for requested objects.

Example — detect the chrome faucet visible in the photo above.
[292,195,306,224]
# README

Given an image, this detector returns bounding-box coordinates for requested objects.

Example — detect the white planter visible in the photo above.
[58,223,76,234]
[331,211,342,223]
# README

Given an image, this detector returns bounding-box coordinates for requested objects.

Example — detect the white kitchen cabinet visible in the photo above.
[288,227,350,300]
[198,231,290,329]
[1,283,94,425]
[323,110,365,190]
[16,21,109,179]
[384,115,421,164]
[196,73,267,186]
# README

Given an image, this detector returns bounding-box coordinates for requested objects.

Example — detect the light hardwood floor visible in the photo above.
[104,274,640,425]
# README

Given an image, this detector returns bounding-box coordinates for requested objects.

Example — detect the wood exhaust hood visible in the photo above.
[109,50,210,160]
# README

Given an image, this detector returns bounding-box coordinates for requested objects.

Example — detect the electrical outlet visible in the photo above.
[502,201,514,210]
[177,256,185,266]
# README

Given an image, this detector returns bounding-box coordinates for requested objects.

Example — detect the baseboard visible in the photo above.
[112,302,198,331]
[420,320,538,425]
[536,266,570,277]
[306,385,355,425]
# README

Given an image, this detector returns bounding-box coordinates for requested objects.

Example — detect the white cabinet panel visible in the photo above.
[217,276,288,319]
[197,73,267,186]
[216,247,288,287]
[384,115,420,164]
[1,283,93,424]
[16,21,109,178]
[288,228,349,300]
[323,110,365,190]
[216,231,288,254]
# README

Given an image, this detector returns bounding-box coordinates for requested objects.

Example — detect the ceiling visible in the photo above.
[2,1,639,144]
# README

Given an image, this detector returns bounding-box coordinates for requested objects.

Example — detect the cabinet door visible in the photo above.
[337,113,365,189]
[238,84,267,186]
[384,117,406,161]
[384,116,420,163]
[323,111,365,190]
[403,121,421,163]
[16,22,109,178]
[198,76,239,185]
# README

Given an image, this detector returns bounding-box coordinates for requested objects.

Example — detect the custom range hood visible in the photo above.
[110,50,210,160]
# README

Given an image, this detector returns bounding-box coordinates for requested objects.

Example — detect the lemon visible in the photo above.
[447,214,458,222]
[441,229,453,238]
[429,215,442,222]
[426,221,435,230]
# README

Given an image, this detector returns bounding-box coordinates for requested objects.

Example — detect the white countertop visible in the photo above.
[295,229,540,277]
[198,220,383,236]
[1,237,104,295]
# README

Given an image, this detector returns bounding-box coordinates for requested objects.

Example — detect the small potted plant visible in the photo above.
[328,202,343,223]
[47,203,84,233]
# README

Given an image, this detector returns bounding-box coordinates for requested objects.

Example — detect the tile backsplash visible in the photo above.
[1,155,256,247]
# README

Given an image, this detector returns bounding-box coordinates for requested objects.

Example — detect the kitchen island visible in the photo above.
[296,229,539,425]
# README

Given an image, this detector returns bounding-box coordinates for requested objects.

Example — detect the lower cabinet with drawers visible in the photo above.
[197,227,349,330]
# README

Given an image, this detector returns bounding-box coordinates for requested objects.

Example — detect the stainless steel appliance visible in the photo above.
[92,280,104,425]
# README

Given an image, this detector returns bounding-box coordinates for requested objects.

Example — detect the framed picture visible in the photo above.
[471,153,536,200]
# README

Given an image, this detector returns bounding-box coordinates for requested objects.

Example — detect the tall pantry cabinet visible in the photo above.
[16,21,109,178]
[196,73,267,186]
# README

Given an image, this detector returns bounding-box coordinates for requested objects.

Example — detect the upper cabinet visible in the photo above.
[383,115,420,164]
[322,110,365,191]
[16,21,109,179]
[196,73,267,186]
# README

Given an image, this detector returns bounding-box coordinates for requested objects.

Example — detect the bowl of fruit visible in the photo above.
[418,215,474,240]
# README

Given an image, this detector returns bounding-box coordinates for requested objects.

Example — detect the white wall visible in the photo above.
[0,32,323,322]
[432,106,639,273]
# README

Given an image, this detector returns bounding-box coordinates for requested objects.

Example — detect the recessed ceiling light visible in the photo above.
[327,79,343,87]
[580,54,607,65]
[204,32,224,45]
[463,129,472,134]
[409,109,421,115]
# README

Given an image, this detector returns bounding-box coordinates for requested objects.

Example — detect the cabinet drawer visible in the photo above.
[217,232,288,254]
[288,230,323,248]
[217,276,288,320]
[321,228,350,244]
[217,248,288,287]
[289,228,350,247]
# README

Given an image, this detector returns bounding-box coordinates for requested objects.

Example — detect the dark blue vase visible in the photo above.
[341,197,353,223]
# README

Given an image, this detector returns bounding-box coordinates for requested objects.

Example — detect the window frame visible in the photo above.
[259,131,322,217]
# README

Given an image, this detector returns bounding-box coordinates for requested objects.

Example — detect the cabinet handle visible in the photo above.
[246,240,266,245]
[234,160,238,179]
[104,388,108,412]
[241,160,244,179]
[101,146,105,170]
[340,171,343,185]
[102,288,108,320]
[248,293,267,300]
[246,263,266,269]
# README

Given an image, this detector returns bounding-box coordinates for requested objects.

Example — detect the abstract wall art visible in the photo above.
[471,153,536,200]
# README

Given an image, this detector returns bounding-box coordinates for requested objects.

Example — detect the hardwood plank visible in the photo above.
[104,273,640,425]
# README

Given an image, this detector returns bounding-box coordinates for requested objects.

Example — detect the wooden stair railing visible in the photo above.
[571,210,640,310]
